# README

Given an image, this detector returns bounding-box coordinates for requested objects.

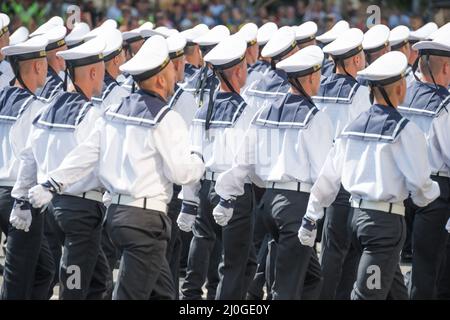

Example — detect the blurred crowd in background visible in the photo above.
[1,0,449,35]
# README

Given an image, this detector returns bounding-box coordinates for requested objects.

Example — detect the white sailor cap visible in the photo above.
[101,19,118,30]
[1,34,48,60]
[9,26,29,46]
[0,13,10,37]
[389,25,410,50]
[167,33,187,60]
[180,24,209,47]
[98,28,123,62]
[194,25,230,55]
[357,51,407,85]
[261,26,297,60]
[409,22,438,43]
[412,33,450,58]
[83,23,116,42]
[120,35,170,81]
[154,26,173,38]
[428,22,450,41]
[203,35,246,70]
[323,28,363,60]
[362,24,390,53]
[122,26,145,44]
[236,23,258,47]
[65,22,90,49]
[316,20,349,44]
[256,22,278,46]
[29,16,64,37]
[276,45,323,78]
[44,26,67,51]
[57,37,106,68]
[137,22,157,39]
[294,21,317,45]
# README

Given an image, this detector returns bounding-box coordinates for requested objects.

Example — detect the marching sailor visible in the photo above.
[294,21,317,50]
[214,45,333,299]
[312,27,371,300]
[177,35,255,300]
[28,35,205,300]
[1,35,55,299]
[180,24,209,82]
[34,26,67,101]
[90,28,129,113]
[243,26,298,115]
[397,34,450,299]
[298,51,439,300]
[17,37,112,300]
[316,20,350,78]
[389,25,414,88]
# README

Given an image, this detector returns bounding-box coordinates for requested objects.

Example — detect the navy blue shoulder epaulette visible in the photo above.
[34,91,93,131]
[313,73,361,104]
[253,93,319,129]
[0,86,36,124]
[341,104,409,143]
[193,91,246,128]
[398,81,450,118]
[105,89,170,128]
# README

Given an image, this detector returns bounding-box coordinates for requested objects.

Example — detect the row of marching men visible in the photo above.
[0,10,449,300]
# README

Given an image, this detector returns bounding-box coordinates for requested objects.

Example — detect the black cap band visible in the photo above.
[46,39,66,52]
[364,41,389,54]
[9,50,47,61]
[296,35,315,45]
[418,48,450,58]
[169,49,185,60]
[66,53,104,68]
[211,54,245,71]
[286,63,321,78]
[125,36,143,44]
[0,26,8,37]
[367,72,406,87]
[132,56,170,82]
[67,40,84,49]
[186,41,197,47]
[247,39,257,48]
[104,47,123,62]
[391,39,408,51]
[271,40,297,62]
[331,45,363,61]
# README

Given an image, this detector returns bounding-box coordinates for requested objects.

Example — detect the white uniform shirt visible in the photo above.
[12,91,103,199]
[215,92,334,200]
[305,104,440,222]
[0,60,14,89]
[313,73,371,140]
[46,89,205,205]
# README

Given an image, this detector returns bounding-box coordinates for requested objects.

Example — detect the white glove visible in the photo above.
[213,198,235,227]
[298,216,317,247]
[446,218,450,233]
[28,184,54,208]
[177,201,198,232]
[9,200,32,232]
[177,212,196,232]
[102,191,112,208]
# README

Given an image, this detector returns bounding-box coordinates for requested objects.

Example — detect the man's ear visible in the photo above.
[90,66,96,80]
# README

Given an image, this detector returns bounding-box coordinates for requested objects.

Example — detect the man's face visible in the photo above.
[310,70,321,96]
